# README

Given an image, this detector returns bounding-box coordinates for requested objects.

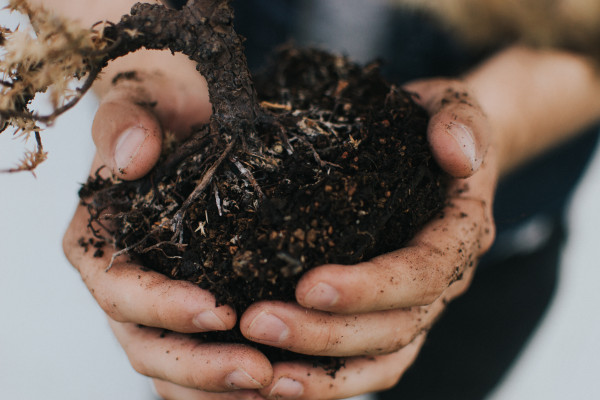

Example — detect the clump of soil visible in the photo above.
[81,46,447,366]
[83,46,446,309]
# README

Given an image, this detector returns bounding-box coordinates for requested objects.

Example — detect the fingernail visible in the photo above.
[226,368,263,389]
[193,310,228,331]
[115,126,148,172]
[304,282,339,308]
[446,122,480,171]
[247,311,289,344]
[269,377,304,399]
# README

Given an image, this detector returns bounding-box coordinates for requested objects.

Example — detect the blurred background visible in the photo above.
[1,2,600,399]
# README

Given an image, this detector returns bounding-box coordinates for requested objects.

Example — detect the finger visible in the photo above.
[92,70,210,180]
[63,202,235,333]
[241,300,441,357]
[259,334,425,400]
[152,379,267,400]
[110,320,273,392]
[296,187,495,313]
[404,79,491,178]
[92,84,162,180]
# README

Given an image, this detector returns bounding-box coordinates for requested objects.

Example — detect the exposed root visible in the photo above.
[105,233,152,272]
[139,241,187,258]
[231,157,265,200]
[156,126,213,179]
[297,136,342,170]
[171,135,238,242]
[276,124,295,155]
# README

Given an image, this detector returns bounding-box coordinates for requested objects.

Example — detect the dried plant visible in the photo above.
[0,0,113,171]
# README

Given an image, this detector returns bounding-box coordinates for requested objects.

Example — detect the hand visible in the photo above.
[236,79,497,399]
[63,57,274,397]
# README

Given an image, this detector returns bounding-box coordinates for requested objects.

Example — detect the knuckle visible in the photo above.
[187,371,211,391]
[378,371,403,391]
[62,229,79,269]
[420,277,447,305]
[151,293,187,328]
[152,382,171,400]
[456,282,470,297]
[418,292,438,306]
[409,244,457,304]
[388,334,412,354]
[94,293,127,321]
[448,278,470,299]
[150,305,173,328]
[101,302,125,321]
[154,307,177,328]
[129,356,151,377]
[315,327,337,355]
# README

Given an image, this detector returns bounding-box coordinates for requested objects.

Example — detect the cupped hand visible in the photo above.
[236,79,498,400]
[63,59,274,396]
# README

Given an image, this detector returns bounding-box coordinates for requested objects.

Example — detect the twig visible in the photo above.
[105,231,151,272]
[85,21,123,57]
[277,125,294,155]
[276,252,302,266]
[297,136,342,170]
[139,241,186,258]
[213,181,223,216]
[106,247,133,272]
[260,101,292,111]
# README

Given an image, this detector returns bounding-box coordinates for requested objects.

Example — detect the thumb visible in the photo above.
[404,79,491,178]
[92,89,163,180]
[92,71,211,180]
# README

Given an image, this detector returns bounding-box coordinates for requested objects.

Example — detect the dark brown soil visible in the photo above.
[81,46,448,366]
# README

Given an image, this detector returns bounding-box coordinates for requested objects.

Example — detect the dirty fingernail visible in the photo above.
[446,122,480,171]
[115,126,147,172]
[247,311,289,344]
[304,282,339,308]
[226,369,263,389]
[193,310,228,331]
[269,377,304,399]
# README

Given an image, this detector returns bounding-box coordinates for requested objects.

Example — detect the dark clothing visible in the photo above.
[167,1,599,398]
[379,217,566,399]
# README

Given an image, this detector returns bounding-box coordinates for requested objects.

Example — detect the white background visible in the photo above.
[1,3,600,400]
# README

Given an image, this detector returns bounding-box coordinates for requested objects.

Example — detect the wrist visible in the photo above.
[465,45,600,176]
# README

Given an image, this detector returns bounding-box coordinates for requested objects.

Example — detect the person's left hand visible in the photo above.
[233,78,498,400]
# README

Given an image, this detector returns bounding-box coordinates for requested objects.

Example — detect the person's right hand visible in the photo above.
[62,53,274,398]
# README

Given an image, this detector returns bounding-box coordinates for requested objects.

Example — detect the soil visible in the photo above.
[65,0,453,371]
[80,45,447,367]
